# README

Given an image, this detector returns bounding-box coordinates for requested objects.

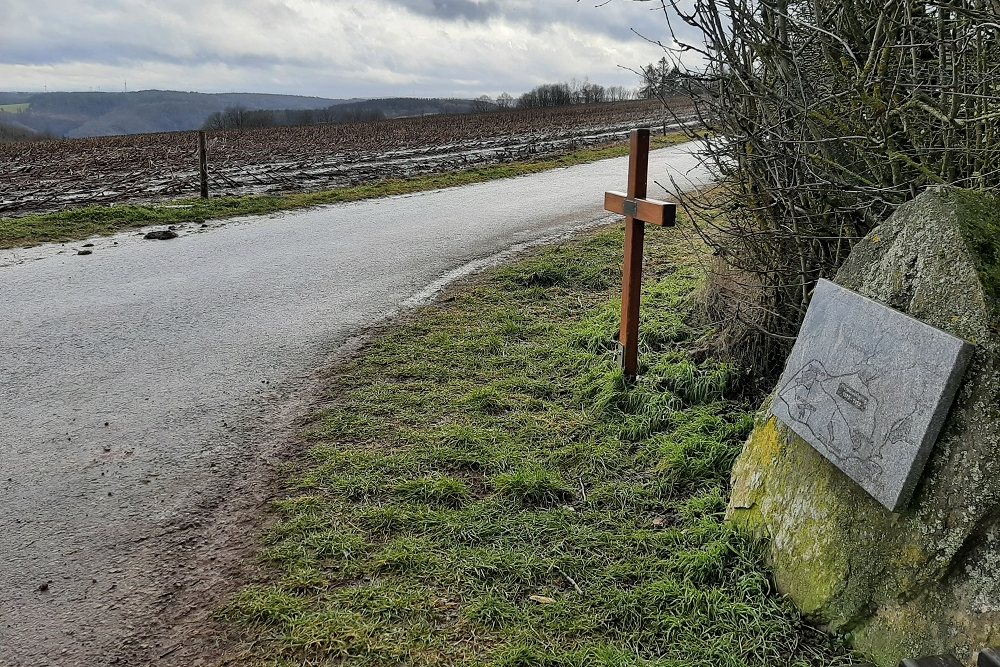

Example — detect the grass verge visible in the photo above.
[0,134,688,250]
[221,211,857,666]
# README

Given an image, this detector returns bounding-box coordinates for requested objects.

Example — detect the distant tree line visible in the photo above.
[203,105,385,131]
[205,82,647,130]
[514,79,637,110]
[467,80,638,113]
[470,92,514,112]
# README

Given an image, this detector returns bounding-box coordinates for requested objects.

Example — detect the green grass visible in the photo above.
[0,133,688,250]
[0,103,29,113]
[221,213,858,666]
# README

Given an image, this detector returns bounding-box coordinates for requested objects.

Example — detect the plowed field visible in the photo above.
[0,99,693,216]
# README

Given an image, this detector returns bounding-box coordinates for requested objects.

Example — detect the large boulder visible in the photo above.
[727,187,1000,665]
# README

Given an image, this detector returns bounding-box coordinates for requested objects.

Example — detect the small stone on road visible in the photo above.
[144,230,179,241]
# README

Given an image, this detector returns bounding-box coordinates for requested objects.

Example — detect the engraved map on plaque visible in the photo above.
[771,280,974,512]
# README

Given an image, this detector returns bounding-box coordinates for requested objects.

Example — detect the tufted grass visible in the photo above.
[221,211,859,666]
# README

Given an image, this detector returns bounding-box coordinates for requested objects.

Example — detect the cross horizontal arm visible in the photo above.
[604,191,677,227]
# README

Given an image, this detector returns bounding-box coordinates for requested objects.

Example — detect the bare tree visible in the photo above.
[471,95,494,113]
[605,86,636,102]
[580,82,607,104]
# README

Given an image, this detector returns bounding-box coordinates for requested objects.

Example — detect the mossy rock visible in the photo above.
[727,187,1000,666]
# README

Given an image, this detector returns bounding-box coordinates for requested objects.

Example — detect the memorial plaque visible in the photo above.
[772,279,974,512]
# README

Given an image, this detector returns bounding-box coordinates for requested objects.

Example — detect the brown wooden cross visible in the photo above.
[604,128,677,379]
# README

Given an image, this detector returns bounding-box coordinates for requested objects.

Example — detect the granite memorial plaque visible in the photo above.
[771,279,974,512]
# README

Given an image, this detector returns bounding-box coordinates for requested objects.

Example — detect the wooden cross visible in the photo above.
[604,128,677,379]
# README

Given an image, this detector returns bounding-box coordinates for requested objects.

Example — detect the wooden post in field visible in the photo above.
[603,128,677,379]
[198,131,209,199]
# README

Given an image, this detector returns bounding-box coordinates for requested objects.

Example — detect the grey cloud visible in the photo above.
[388,0,501,22]
[381,0,680,43]
[0,0,696,97]
[3,40,323,71]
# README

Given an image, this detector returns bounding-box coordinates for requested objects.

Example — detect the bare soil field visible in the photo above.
[0,99,692,216]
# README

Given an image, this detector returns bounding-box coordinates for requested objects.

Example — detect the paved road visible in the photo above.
[0,143,709,665]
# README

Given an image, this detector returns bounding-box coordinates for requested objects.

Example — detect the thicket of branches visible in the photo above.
[656,0,1000,378]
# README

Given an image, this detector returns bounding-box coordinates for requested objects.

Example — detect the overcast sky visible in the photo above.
[0,0,689,99]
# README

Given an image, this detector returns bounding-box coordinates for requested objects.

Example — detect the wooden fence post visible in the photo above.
[198,131,209,199]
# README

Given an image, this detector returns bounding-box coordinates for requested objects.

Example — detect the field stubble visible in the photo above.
[0,100,692,217]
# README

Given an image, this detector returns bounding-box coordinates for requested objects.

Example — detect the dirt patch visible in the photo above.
[102,332,375,666]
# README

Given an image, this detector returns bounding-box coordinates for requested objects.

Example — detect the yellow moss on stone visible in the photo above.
[764,426,852,616]
[728,417,850,616]
[728,418,781,515]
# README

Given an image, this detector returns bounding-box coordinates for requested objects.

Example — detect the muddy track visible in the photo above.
[107,336,367,667]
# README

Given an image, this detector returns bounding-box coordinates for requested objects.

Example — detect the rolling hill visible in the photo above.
[0,90,485,139]
[0,90,352,138]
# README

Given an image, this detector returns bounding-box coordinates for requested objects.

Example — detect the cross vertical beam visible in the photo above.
[604,128,677,379]
[620,129,650,378]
